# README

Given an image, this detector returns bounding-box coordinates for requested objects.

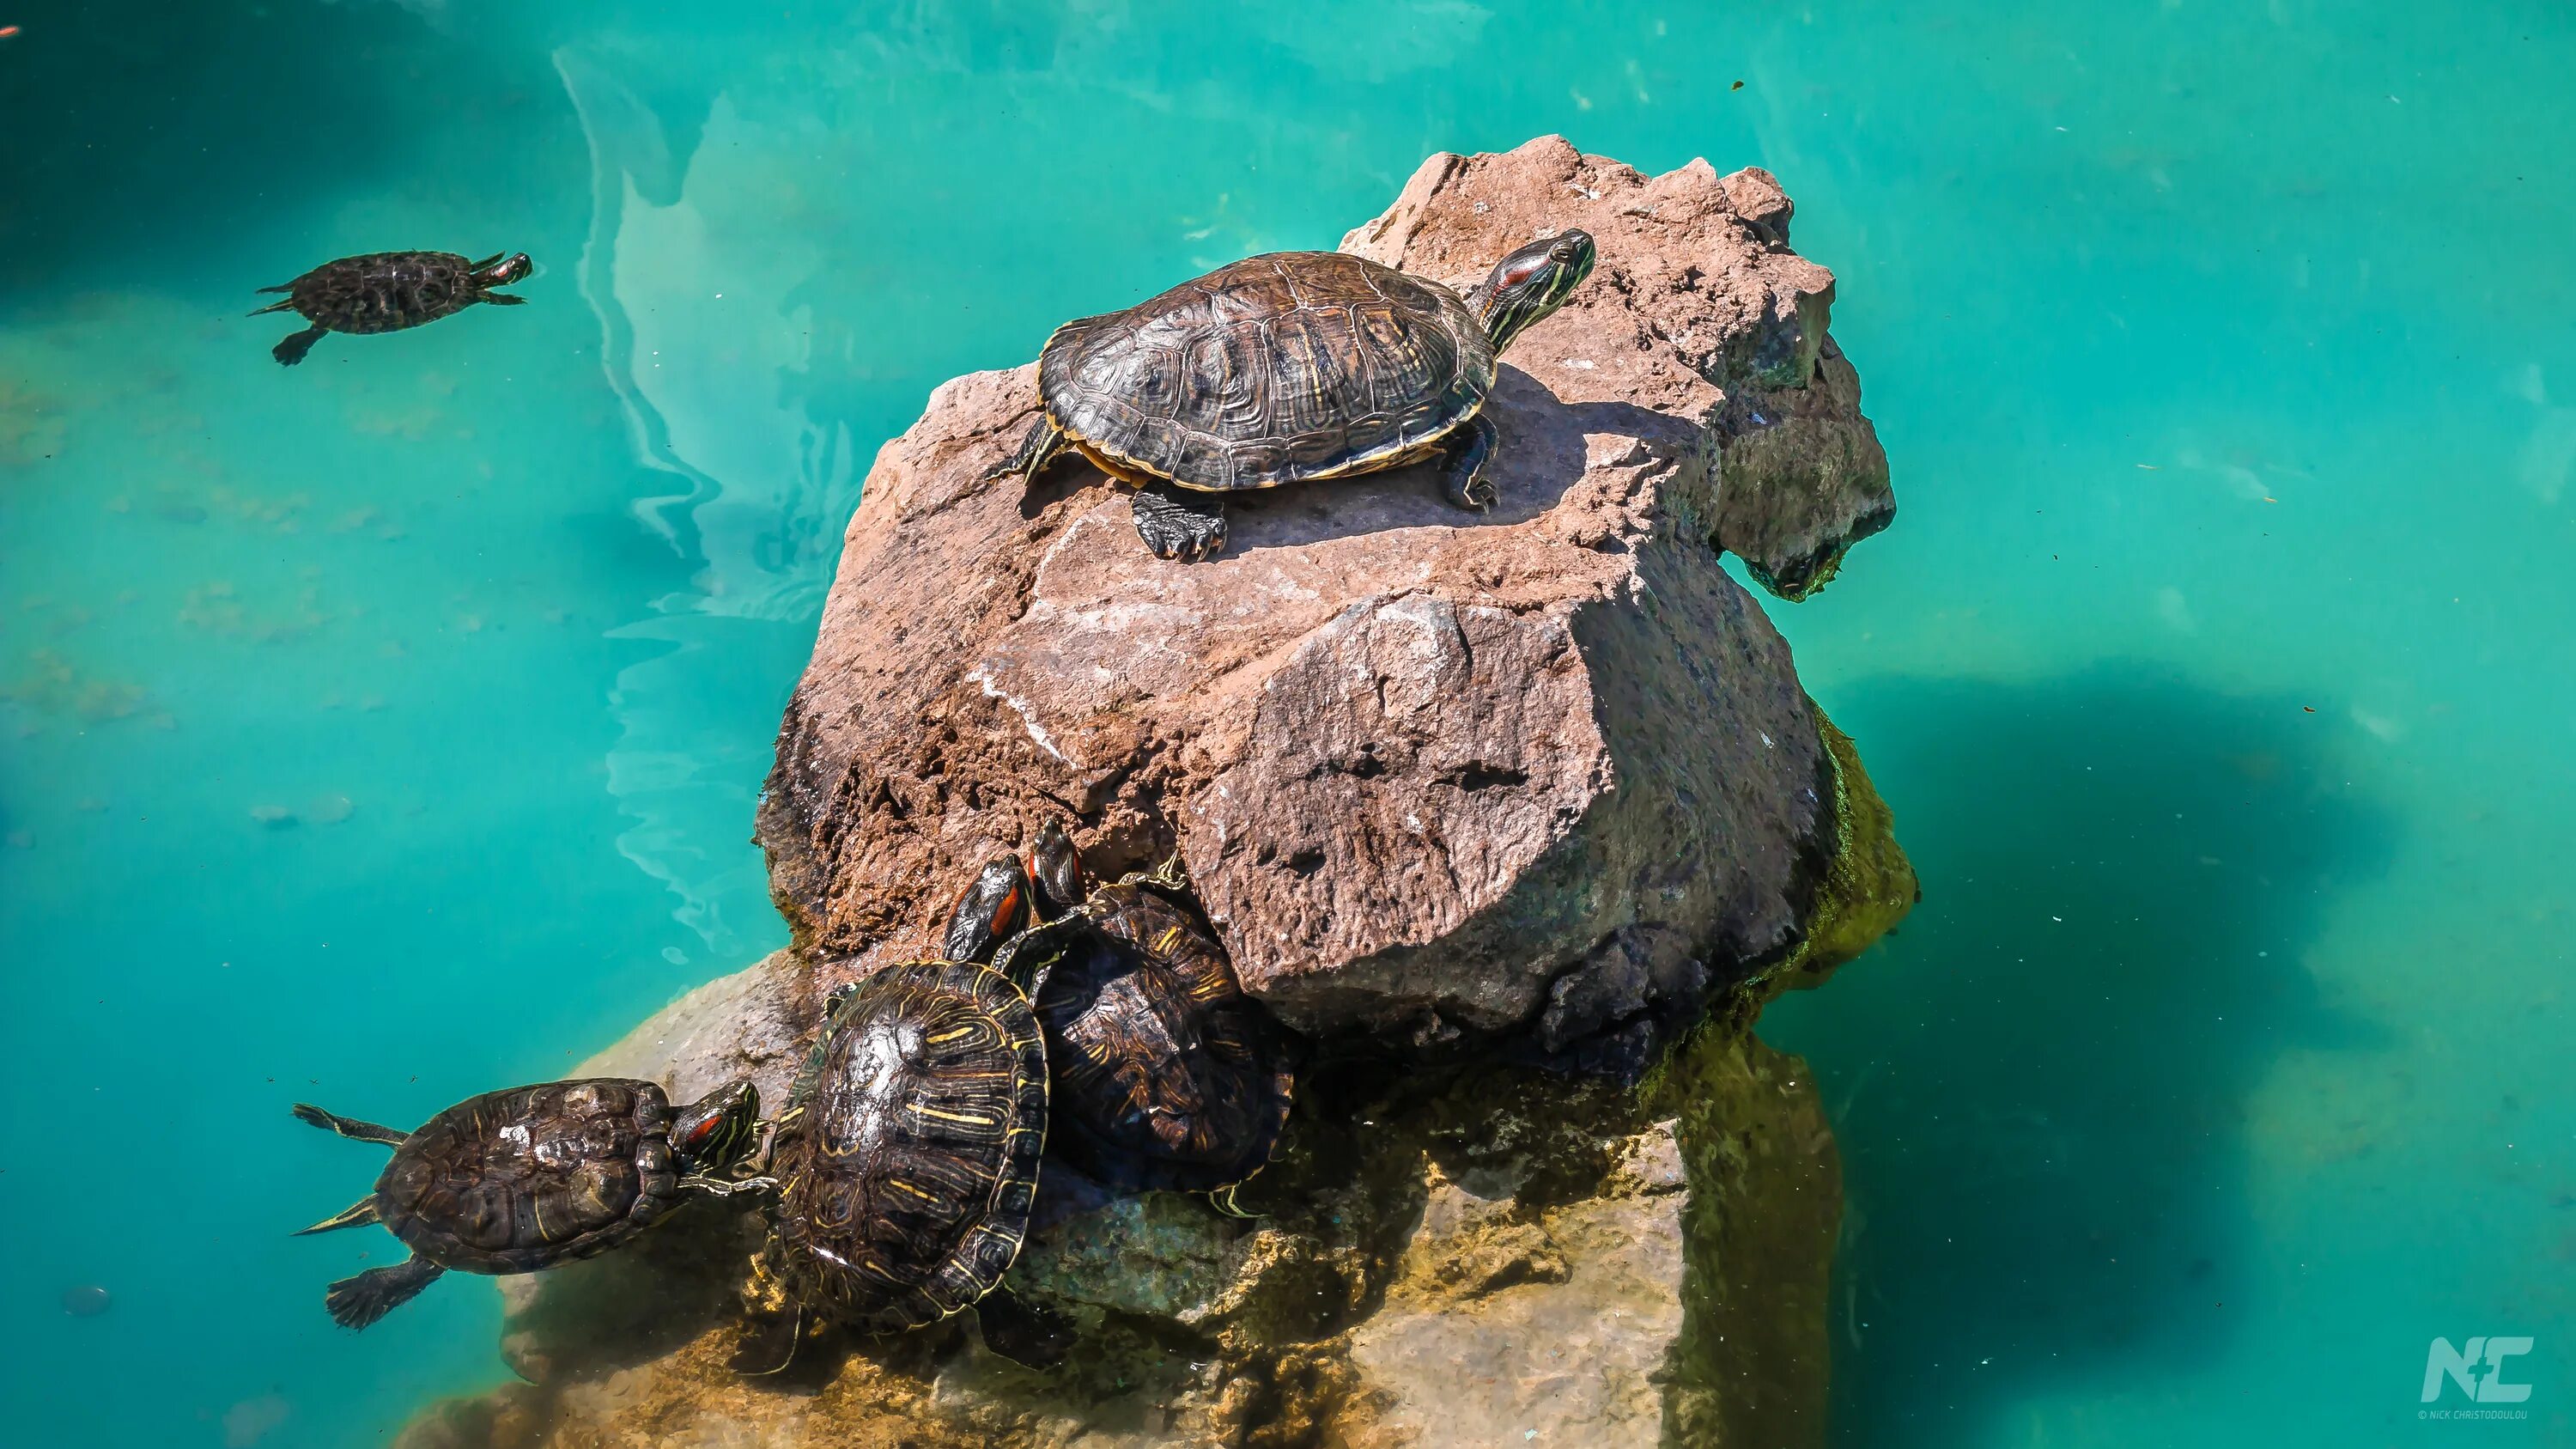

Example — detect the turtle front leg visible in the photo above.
[1436,414,1500,512]
[1132,484,1229,561]
[984,417,1066,484]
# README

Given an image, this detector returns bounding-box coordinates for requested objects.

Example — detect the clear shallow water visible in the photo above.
[3,3,2570,1445]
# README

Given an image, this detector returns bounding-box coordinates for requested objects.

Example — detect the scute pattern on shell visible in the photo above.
[1035,880,1294,1195]
[765,959,1048,1334]
[375,1079,679,1274]
[285,252,487,334]
[1037,250,1494,491]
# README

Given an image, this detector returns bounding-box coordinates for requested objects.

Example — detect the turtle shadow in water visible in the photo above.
[1052,365,1690,558]
[1757,666,2397,1447]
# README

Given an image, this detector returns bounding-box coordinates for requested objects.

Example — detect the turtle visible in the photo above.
[987,230,1597,561]
[733,946,1065,1373]
[290,1076,769,1329]
[978,822,1295,1210]
[251,250,533,366]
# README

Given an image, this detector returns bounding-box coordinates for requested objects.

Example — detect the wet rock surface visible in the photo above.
[398,139,1912,1448]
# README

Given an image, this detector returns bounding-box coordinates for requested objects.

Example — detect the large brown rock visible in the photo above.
[760,135,1899,1070]
[397,138,1917,1449]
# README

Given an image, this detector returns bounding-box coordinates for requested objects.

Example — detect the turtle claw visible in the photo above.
[1131,486,1228,562]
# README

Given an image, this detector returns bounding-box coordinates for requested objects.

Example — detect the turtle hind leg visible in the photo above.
[291,1103,408,1147]
[1436,413,1499,512]
[323,1255,444,1330]
[272,325,328,367]
[984,417,1066,485]
[1131,484,1229,561]
[295,1196,380,1235]
[975,1287,1074,1369]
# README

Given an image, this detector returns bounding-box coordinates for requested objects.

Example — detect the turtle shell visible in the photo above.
[1037,250,1493,493]
[285,252,487,335]
[764,959,1048,1334]
[1028,880,1294,1195]
[375,1078,681,1273]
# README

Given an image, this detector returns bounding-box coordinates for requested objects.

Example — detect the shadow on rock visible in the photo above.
[1758,665,2394,1447]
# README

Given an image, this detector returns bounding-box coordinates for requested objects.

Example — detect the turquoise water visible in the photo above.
[4,2,2571,1445]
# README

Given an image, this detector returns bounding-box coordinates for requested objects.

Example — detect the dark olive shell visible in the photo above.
[283,252,489,334]
[764,960,1048,1334]
[1033,880,1293,1195]
[375,1079,679,1272]
[1037,250,1492,492]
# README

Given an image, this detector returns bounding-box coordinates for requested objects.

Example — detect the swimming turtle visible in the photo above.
[734,945,1063,1372]
[251,250,532,366]
[986,824,1295,1209]
[291,1077,768,1329]
[987,231,1596,560]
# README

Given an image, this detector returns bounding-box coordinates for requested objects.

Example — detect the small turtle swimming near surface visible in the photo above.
[987,230,1596,560]
[732,909,1065,1373]
[292,1077,768,1329]
[975,822,1295,1212]
[251,251,532,366]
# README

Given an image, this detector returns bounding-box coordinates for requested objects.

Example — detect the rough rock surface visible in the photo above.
[396,139,1914,1449]
[759,135,1898,1071]
[1340,139,1893,603]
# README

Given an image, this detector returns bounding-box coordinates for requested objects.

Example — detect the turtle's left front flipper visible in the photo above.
[323,1255,444,1330]
[1437,413,1499,512]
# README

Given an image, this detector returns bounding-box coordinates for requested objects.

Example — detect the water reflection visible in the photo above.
[560,47,862,957]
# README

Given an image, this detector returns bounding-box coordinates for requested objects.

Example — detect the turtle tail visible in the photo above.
[295,1196,380,1235]
[324,1256,445,1330]
[247,299,297,316]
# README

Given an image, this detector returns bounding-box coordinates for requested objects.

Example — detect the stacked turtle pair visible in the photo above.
[289,825,1290,1367]
[737,823,1294,1369]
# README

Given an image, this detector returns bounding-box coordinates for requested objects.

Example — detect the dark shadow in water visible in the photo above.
[0,0,595,297]
[1760,665,2394,1447]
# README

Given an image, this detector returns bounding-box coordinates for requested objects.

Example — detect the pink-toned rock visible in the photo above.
[759,137,1896,1070]
[1342,139,1893,601]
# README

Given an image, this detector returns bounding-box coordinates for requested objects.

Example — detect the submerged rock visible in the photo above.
[761,134,1901,1070]
[400,138,1913,1448]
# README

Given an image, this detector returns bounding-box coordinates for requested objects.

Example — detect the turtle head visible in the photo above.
[1471,230,1595,352]
[475,253,534,288]
[1029,819,1091,917]
[672,1079,763,1176]
[943,856,1036,965]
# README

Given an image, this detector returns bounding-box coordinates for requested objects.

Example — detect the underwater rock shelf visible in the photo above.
[399,137,1913,1449]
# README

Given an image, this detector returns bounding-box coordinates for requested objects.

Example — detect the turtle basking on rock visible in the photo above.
[732,943,1064,1372]
[252,250,532,366]
[988,231,1596,560]
[983,822,1296,1210]
[291,1077,768,1329]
